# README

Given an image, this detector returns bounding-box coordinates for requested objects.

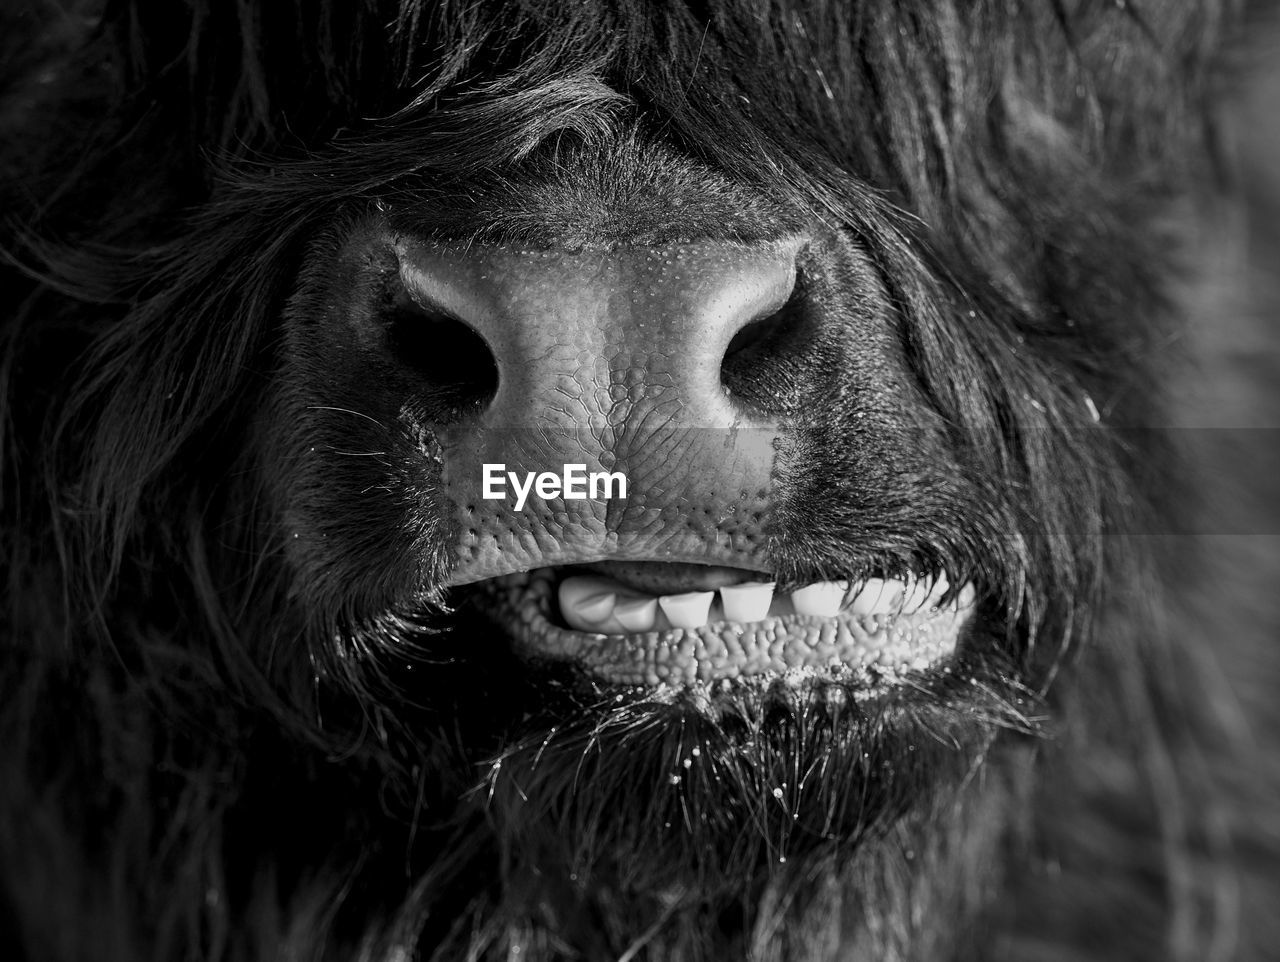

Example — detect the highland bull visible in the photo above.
[0,2,1260,960]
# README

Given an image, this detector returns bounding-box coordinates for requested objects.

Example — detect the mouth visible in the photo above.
[467,561,978,687]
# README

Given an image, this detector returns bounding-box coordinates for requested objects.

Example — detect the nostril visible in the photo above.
[723,313,780,361]
[384,299,499,419]
[720,275,810,412]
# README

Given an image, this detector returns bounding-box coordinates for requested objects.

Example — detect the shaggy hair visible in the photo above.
[1,1,1275,959]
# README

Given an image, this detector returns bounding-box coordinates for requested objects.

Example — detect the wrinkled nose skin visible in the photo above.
[395,239,805,585]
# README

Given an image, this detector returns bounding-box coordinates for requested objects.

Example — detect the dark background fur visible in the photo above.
[2,1,1279,960]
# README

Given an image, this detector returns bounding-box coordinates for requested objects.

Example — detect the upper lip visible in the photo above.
[569,560,772,595]
[446,550,777,587]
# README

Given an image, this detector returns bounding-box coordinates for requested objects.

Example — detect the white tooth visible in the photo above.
[578,593,617,622]
[658,591,715,629]
[558,576,621,631]
[845,578,901,615]
[718,582,775,622]
[614,597,658,633]
[790,581,847,618]
[901,575,952,611]
[559,575,623,601]
[900,582,926,613]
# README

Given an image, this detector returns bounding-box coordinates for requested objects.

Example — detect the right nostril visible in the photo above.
[384,302,499,419]
[720,279,810,413]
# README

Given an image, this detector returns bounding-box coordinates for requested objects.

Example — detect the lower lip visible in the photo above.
[472,569,978,688]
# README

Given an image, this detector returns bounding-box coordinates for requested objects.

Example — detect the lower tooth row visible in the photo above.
[557,573,952,635]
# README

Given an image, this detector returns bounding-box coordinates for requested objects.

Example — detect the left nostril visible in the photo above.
[383,300,499,420]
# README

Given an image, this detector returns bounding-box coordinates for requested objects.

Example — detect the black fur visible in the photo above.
[2,1,1273,960]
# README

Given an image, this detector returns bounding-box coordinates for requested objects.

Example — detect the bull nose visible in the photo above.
[392,237,805,427]
[388,236,810,583]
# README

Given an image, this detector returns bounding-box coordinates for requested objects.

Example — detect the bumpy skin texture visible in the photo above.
[1,2,1274,961]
